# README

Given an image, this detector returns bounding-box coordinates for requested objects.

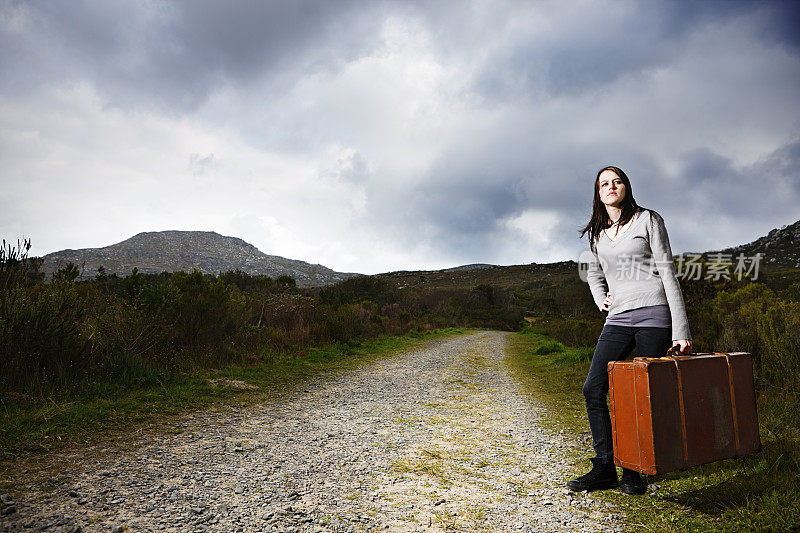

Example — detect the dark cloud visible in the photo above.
[364,129,800,265]
[415,175,524,232]
[653,1,800,55]
[677,148,735,185]
[172,1,372,78]
[0,0,386,111]
[750,137,800,197]
[465,0,797,101]
[377,145,534,260]
[633,138,800,252]
[4,0,796,110]
[678,139,800,214]
[363,140,609,262]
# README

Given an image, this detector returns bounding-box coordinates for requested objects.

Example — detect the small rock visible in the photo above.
[1,505,17,516]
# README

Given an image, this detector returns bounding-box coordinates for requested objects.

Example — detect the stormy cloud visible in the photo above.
[1,0,799,274]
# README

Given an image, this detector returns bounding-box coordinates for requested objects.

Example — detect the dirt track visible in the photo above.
[1,331,621,532]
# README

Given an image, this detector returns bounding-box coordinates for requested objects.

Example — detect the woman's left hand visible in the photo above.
[671,339,693,355]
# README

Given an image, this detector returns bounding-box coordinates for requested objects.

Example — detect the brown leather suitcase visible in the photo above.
[607,352,761,475]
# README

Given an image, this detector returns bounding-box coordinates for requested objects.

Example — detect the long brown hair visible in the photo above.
[579,166,641,253]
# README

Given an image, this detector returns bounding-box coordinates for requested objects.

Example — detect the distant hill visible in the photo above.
[375,217,800,293]
[711,219,800,269]
[40,231,361,287]
[441,263,495,272]
[36,218,800,289]
[376,261,577,291]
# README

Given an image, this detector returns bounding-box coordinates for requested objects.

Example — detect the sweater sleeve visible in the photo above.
[649,210,692,340]
[585,246,609,312]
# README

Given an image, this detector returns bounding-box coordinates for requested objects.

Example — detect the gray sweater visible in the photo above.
[586,208,692,340]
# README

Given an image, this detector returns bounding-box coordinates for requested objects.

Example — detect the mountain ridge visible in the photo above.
[40,230,360,288]
[712,218,800,269]
[37,217,800,288]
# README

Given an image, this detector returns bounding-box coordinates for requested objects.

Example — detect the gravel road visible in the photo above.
[1,331,623,532]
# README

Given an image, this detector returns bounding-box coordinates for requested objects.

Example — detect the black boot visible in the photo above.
[619,467,647,495]
[566,458,618,492]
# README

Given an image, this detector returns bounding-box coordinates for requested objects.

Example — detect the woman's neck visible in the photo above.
[605,205,623,224]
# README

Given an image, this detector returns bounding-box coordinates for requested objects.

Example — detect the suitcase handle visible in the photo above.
[666,345,693,357]
[659,348,735,359]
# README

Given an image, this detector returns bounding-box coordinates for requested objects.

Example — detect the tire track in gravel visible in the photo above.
[1,331,622,532]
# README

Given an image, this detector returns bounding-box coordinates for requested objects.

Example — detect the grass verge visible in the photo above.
[505,327,800,532]
[0,328,469,469]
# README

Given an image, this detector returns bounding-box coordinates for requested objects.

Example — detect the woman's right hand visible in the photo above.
[601,292,613,312]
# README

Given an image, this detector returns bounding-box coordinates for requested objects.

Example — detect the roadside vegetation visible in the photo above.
[2,327,467,464]
[0,239,523,462]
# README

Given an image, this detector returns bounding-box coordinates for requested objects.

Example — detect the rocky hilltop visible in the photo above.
[40,231,361,287]
[711,218,800,269]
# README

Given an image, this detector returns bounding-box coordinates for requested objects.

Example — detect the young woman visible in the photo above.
[571,165,693,495]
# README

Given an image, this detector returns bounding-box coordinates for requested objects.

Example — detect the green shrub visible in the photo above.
[543,317,604,347]
[553,346,595,366]
[533,341,565,355]
[0,238,45,290]
[0,283,89,394]
[276,275,296,289]
[51,262,81,284]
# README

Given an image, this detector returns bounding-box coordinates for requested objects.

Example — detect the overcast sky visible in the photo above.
[2,0,799,275]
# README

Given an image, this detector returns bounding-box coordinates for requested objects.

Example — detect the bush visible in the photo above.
[0,238,45,291]
[543,317,604,347]
[553,346,595,366]
[276,275,296,289]
[51,262,81,284]
[533,341,565,355]
[709,282,800,395]
[0,283,89,394]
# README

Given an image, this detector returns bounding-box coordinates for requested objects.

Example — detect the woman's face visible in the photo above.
[597,169,626,207]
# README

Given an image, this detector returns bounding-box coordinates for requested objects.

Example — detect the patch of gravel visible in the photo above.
[1,331,623,532]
